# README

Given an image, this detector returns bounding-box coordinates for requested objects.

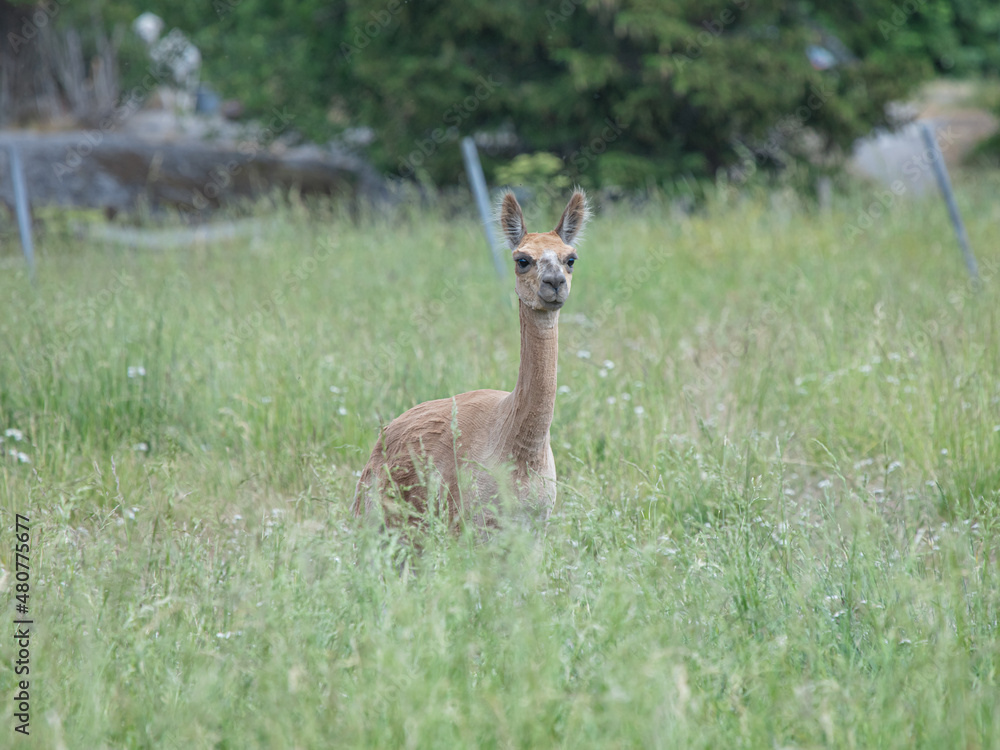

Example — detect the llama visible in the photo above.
[353,189,589,530]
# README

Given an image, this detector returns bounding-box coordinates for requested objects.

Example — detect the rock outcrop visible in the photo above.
[0,129,387,217]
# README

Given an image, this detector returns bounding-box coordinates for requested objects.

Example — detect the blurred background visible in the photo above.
[0,0,999,221]
[3,8,1000,744]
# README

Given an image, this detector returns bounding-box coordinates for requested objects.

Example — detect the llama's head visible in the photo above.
[499,190,590,312]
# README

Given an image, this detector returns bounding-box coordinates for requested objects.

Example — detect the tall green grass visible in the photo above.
[1,180,998,748]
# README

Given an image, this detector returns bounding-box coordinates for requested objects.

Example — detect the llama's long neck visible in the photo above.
[504,301,560,459]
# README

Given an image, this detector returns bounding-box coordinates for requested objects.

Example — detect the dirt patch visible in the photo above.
[849,79,999,194]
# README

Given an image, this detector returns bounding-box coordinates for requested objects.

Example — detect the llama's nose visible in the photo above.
[541,272,566,292]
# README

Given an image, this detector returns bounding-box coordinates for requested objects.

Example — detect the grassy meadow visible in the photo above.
[1,179,999,748]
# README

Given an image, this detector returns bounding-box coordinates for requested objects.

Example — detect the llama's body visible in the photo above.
[353,190,588,530]
[352,385,556,529]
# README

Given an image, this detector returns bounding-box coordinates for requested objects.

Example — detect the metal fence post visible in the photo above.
[8,145,36,283]
[461,137,505,280]
[919,122,979,282]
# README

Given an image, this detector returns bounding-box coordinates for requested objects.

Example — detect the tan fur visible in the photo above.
[353,190,589,530]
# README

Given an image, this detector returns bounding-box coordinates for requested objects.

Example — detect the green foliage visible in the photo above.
[3,0,150,108]
[43,0,1000,186]
[862,0,1000,75]
[495,153,569,189]
[143,0,351,141]
[332,0,930,186]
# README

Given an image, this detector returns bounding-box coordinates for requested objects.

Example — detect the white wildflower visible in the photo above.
[576,350,591,359]
[127,365,146,378]
[4,428,23,441]
[338,406,348,416]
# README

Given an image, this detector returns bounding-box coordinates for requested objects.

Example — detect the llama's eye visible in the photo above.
[516,258,530,270]
[566,256,576,268]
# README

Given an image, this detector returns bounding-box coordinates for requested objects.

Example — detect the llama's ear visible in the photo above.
[498,191,527,250]
[555,189,590,247]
